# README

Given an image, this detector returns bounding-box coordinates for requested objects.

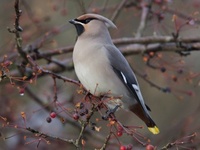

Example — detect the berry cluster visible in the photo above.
[120,144,133,150]
[46,112,57,123]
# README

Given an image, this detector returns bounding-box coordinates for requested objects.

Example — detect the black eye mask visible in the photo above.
[75,18,95,24]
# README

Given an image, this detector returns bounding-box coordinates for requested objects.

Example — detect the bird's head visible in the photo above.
[69,13,117,37]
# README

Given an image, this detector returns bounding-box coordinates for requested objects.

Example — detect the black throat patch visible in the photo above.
[74,24,84,36]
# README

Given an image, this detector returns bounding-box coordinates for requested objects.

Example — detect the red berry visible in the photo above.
[146,144,155,150]
[120,145,126,150]
[3,60,12,67]
[19,88,25,96]
[118,125,123,132]
[126,144,133,150]
[50,112,57,118]
[73,113,79,121]
[117,131,123,137]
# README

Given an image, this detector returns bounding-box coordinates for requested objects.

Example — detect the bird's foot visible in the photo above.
[102,105,120,120]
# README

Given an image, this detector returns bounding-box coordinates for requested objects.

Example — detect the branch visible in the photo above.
[7,0,29,64]
[31,36,200,59]
[135,0,152,38]
[160,133,197,150]
[26,55,80,86]
[25,127,75,145]
[132,68,164,92]
[29,46,73,60]
[165,7,200,24]
[99,131,112,150]
[111,0,127,22]
[120,42,200,56]
[76,0,87,14]
[21,0,42,29]
[30,36,200,57]
[1,35,200,63]
[123,1,200,25]
[113,36,200,45]
[17,36,200,61]
[24,23,70,54]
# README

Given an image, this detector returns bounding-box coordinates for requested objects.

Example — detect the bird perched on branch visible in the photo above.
[69,13,159,134]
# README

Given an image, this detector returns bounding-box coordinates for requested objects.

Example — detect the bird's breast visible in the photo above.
[73,44,125,97]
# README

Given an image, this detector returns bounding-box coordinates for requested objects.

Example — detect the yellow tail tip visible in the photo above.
[148,126,160,134]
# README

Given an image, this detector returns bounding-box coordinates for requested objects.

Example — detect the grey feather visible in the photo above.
[105,45,151,112]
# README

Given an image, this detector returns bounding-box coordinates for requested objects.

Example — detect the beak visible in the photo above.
[69,19,76,25]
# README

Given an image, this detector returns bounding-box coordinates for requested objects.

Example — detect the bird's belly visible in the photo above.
[75,62,118,95]
[74,62,129,109]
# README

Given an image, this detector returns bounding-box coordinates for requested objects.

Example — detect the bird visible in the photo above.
[69,13,159,134]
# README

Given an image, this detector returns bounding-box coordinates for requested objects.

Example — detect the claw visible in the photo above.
[102,105,120,120]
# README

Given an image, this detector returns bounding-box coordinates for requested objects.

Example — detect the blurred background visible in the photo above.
[0,0,200,149]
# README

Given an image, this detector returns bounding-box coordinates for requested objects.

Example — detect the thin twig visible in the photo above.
[111,0,127,22]
[132,68,164,91]
[21,0,41,29]
[99,131,112,150]
[8,0,29,64]
[165,7,200,24]
[25,127,75,145]
[135,0,152,38]
[76,0,87,14]
[52,76,58,102]
[25,87,80,127]
[26,55,80,86]
[123,1,200,25]
[160,133,197,150]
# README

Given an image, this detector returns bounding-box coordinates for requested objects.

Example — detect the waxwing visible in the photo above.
[69,14,159,134]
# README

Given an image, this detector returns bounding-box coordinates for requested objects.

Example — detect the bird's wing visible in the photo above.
[104,45,151,111]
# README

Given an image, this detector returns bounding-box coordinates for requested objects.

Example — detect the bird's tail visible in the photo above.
[130,104,160,134]
[148,126,160,134]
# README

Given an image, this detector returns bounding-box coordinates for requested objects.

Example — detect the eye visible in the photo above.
[85,19,91,23]
[84,18,94,24]
[75,18,95,24]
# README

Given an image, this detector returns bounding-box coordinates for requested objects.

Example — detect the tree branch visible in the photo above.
[135,0,152,38]
[7,0,29,64]
[25,127,75,145]
[111,0,127,22]
[165,7,200,24]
